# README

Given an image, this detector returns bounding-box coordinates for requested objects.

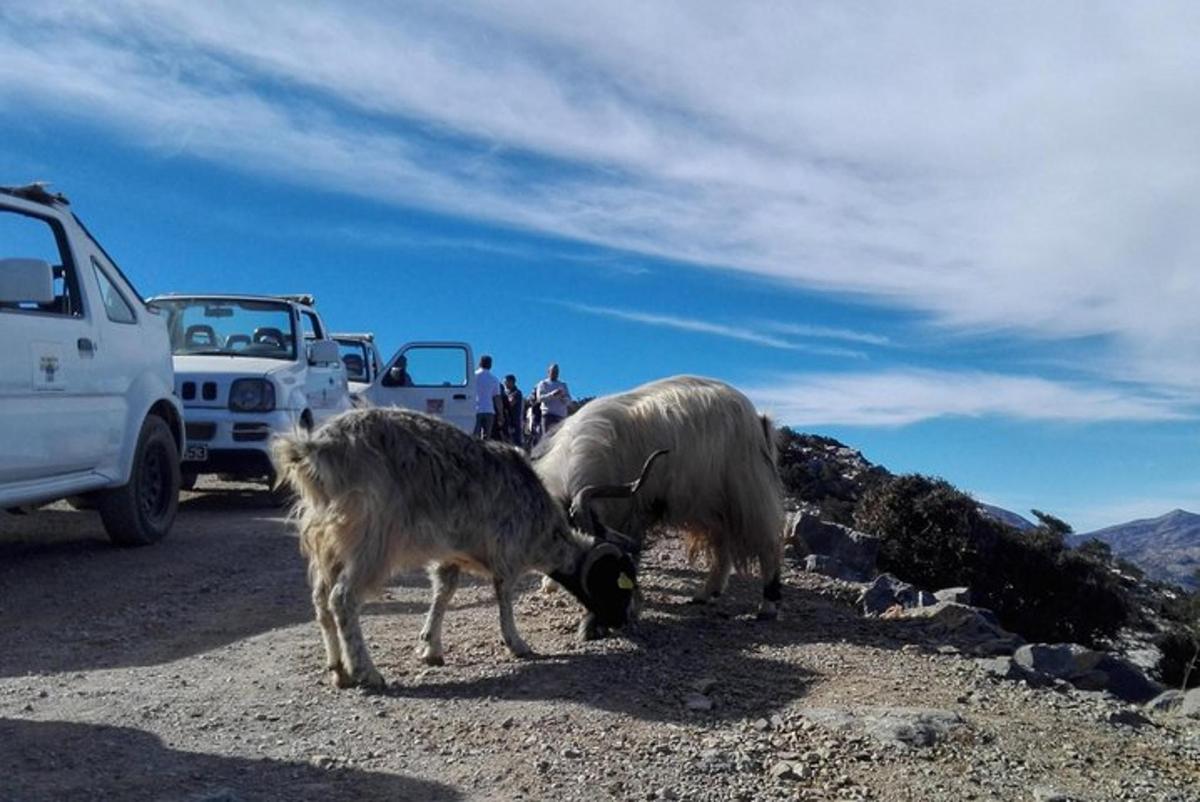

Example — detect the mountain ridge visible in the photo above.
[1075,508,1200,590]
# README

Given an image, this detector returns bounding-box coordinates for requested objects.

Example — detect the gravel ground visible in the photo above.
[1,479,1198,802]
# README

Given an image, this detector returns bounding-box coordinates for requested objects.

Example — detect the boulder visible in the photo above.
[1144,690,1184,714]
[1014,643,1104,679]
[1183,687,1200,718]
[797,707,963,750]
[902,602,1024,656]
[803,554,845,579]
[1092,655,1163,704]
[934,586,971,605]
[859,573,928,615]
[789,512,880,580]
[1015,643,1163,703]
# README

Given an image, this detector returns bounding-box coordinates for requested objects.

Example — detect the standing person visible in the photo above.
[534,362,571,437]
[473,355,502,439]
[501,374,525,447]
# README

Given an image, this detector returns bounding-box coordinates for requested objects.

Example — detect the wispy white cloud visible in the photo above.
[761,321,891,347]
[2,2,1199,393]
[559,302,867,358]
[747,370,1194,427]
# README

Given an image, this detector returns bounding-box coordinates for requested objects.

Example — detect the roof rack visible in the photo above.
[0,183,70,207]
[278,294,316,307]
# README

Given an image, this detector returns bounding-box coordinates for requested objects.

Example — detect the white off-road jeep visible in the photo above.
[332,332,384,404]
[147,293,352,490]
[0,184,184,545]
[362,341,478,433]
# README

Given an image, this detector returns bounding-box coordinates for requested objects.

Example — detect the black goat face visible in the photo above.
[579,543,637,628]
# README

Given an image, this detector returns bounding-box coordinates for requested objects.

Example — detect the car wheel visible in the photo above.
[98,415,181,546]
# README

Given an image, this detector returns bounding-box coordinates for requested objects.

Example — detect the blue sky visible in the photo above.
[2,2,1197,530]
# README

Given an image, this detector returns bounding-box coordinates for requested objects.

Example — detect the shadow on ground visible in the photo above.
[0,717,459,802]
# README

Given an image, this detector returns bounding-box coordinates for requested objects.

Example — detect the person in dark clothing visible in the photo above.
[501,374,525,448]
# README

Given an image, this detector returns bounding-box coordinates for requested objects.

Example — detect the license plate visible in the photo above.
[183,444,209,462]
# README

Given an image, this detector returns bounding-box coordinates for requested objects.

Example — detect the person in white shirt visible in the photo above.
[473,355,503,439]
[533,362,571,437]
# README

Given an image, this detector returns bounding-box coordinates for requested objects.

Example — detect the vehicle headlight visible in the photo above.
[229,378,276,412]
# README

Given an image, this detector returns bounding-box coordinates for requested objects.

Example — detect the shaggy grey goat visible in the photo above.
[534,375,784,637]
[272,407,662,689]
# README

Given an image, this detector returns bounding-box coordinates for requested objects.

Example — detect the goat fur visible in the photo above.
[533,375,784,625]
[273,407,638,688]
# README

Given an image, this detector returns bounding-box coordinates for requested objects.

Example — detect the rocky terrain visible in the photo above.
[1076,510,1200,591]
[1,480,1198,801]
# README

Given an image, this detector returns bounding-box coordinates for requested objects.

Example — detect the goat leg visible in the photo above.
[690,548,732,604]
[493,576,533,658]
[329,577,385,689]
[310,574,349,687]
[417,563,460,666]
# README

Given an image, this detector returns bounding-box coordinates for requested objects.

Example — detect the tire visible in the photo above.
[98,415,181,546]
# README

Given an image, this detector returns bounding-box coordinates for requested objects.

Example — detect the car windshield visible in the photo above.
[157,298,297,360]
[335,339,371,382]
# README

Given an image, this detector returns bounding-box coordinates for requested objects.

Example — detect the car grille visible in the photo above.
[185,422,217,441]
[232,423,272,442]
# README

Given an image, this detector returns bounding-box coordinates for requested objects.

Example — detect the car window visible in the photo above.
[301,311,323,340]
[396,346,469,387]
[0,209,83,316]
[157,298,298,360]
[92,258,136,324]
[336,340,370,381]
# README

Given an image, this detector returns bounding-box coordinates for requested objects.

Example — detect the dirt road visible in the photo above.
[1,481,1197,801]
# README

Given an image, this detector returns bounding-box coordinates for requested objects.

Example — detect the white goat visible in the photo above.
[271,407,662,689]
[533,375,784,635]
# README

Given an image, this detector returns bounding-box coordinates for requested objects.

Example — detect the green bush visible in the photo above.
[854,473,1130,646]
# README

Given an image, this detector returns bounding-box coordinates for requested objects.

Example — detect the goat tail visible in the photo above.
[270,430,319,497]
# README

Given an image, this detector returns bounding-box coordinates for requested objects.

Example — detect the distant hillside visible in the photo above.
[1074,509,1200,590]
[977,503,1036,531]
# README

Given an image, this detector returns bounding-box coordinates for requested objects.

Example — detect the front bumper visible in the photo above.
[180,407,299,479]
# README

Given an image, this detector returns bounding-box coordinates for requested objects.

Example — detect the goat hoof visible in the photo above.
[578,622,609,641]
[509,643,535,659]
[359,668,387,689]
[420,652,445,667]
[329,667,354,689]
[755,607,780,622]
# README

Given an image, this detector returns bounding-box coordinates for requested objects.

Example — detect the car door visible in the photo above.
[85,250,144,471]
[0,206,106,483]
[298,309,344,423]
[364,342,476,433]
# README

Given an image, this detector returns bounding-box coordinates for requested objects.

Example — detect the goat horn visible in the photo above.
[570,448,669,513]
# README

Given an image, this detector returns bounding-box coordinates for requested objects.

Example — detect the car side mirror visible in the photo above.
[0,258,55,304]
[307,339,341,365]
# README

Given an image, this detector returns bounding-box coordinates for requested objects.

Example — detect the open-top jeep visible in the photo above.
[148,293,352,491]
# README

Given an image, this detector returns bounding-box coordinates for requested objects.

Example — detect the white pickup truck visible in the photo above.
[147,293,352,490]
[0,184,184,545]
[362,341,478,433]
[332,332,384,402]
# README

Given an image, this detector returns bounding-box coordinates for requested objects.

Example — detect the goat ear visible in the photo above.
[579,542,624,598]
